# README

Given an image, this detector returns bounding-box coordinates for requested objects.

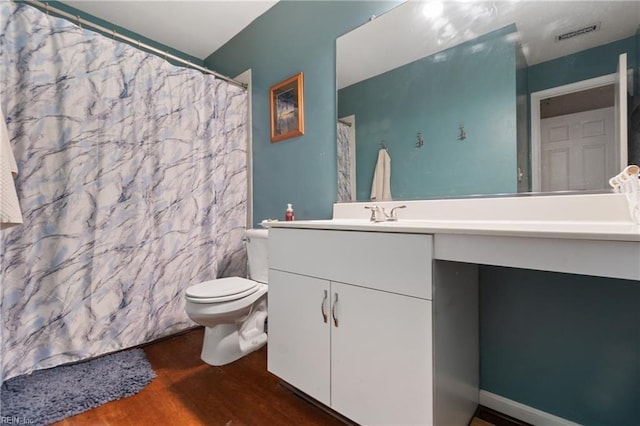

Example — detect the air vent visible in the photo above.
[555,22,601,42]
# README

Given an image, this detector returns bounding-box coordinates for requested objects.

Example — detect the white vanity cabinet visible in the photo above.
[329,280,432,425]
[268,228,479,425]
[268,270,332,405]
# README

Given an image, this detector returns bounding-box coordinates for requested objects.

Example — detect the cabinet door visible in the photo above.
[331,281,433,425]
[267,270,331,405]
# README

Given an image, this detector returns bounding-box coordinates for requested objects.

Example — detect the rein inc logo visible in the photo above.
[1,417,34,424]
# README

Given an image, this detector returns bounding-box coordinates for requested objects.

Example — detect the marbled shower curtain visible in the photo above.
[337,121,352,202]
[0,3,248,382]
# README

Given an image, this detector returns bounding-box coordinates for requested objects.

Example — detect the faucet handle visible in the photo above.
[387,205,407,221]
[364,205,380,222]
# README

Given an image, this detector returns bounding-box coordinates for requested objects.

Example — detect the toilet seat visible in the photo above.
[186,277,259,304]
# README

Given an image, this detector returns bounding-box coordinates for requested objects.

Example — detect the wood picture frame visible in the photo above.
[270,72,304,142]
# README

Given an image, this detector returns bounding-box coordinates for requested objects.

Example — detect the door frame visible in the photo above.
[530,73,616,192]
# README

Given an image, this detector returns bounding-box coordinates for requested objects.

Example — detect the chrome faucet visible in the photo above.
[364,205,386,222]
[364,205,407,222]
[387,205,406,221]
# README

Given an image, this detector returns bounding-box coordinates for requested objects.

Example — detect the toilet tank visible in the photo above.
[246,229,269,284]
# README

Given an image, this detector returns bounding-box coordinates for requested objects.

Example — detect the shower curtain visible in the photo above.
[0,2,248,382]
[337,121,352,202]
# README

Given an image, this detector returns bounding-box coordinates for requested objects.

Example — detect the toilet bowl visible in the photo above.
[185,229,269,366]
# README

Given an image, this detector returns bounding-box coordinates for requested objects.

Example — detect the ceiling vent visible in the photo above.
[555,23,601,42]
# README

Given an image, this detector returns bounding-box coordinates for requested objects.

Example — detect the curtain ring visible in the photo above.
[45,3,49,16]
[112,29,116,40]
[76,15,82,29]
[164,51,168,60]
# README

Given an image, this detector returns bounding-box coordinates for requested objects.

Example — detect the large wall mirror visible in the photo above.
[336,1,640,202]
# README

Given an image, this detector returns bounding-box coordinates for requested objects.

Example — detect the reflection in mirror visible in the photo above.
[336,1,640,202]
[337,117,356,202]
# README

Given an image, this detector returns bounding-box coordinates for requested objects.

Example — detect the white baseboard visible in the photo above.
[479,390,581,426]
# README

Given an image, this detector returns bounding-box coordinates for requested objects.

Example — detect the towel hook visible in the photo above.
[380,141,388,150]
[458,123,467,140]
[416,132,424,148]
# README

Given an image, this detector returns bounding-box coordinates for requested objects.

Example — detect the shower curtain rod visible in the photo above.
[21,0,248,89]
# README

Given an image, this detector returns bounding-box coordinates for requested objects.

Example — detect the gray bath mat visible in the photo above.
[0,348,156,425]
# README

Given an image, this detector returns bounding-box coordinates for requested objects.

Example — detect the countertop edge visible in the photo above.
[265,220,640,242]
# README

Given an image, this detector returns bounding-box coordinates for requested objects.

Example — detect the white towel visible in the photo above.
[1,105,23,228]
[370,148,392,201]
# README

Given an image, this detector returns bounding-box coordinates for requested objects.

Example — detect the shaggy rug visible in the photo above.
[0,348,156,425]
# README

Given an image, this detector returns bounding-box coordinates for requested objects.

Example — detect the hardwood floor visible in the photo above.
[54,327,343,426]
[472,406,532,426]
[53,327,523,426]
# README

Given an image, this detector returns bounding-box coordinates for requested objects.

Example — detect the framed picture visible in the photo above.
[270,72,304,142]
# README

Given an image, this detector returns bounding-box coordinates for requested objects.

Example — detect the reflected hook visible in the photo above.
[458,124,467,140]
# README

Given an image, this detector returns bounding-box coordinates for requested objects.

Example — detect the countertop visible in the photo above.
[266,219,640,242]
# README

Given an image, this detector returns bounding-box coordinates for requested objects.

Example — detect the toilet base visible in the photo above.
[200,300,268,366]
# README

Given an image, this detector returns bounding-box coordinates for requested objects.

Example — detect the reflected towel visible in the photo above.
[370,148,392,201]
[1,105,23,227]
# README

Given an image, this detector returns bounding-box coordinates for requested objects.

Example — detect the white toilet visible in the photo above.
[185,228,269,366]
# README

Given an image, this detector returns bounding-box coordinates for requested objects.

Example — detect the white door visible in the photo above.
[330,281,433,425]
[267,270,331,405]
[541,107,616,191]
[531,53,628,191]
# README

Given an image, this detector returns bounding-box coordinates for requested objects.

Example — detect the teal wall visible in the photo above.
[481,267,640,424]
[205,1,401,222]
[338,26,518,200]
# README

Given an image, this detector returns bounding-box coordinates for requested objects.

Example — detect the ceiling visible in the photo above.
[337,1,640,89]
[62,1,279,60]
[56,1,640,87]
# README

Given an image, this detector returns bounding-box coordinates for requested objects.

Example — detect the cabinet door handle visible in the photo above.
[332,292,339,327]
[321,290,328,323]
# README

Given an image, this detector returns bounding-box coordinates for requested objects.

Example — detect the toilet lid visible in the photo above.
[186,277,259,303]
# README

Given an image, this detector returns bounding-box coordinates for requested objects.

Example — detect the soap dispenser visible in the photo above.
[285,204,295,221]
